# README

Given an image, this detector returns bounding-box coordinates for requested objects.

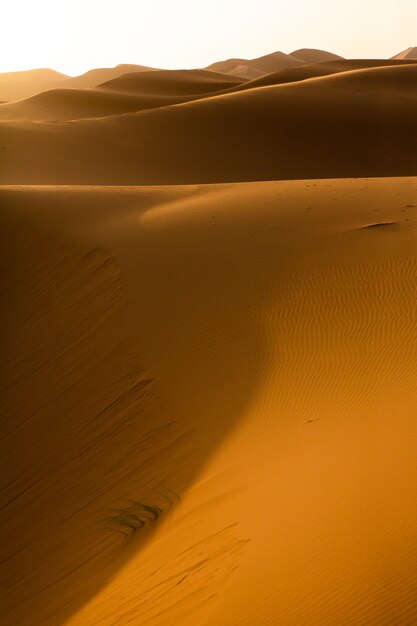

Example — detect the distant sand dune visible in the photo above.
[237,58,417,90]
[0,64,156,102]
[0,70,243,122]
[2,60,415,123]
[206,50,305,78]
[290,48,345,63]
[98,69,244,95]
[1,63,416,184]
[60,64,159,90]
[0,68,69,102]
[392,47,417,60]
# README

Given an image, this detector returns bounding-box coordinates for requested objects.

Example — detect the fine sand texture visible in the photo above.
[1,63,416,184]
[1,177,417,626]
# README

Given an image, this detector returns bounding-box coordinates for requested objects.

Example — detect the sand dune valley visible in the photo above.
[1,44,417,626]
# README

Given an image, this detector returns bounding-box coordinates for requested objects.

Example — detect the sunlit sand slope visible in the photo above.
[1,64,416,184]
[206,50,304,78]
[0,68,68,102]
[0,70,244,122]
[0,65,158,102]
[1,177,417,625]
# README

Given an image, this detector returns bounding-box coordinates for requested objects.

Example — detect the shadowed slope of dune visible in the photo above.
[1,177,417,625]
[0,184,266,626]
[1,64,416,184]
[240,58,417,90]
[0,68,69,102]
[2,60,415,123]
[0,88,154,122]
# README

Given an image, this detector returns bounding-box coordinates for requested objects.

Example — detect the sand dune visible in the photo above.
[1,177,417,625]
[0,70,244,122]
[291,48,344,63]
[236,58,417,90]
[0,88,173,122]
[0,65,156,103]
[392,46,417,60]
[206,50,304,78]
[60,64,159,90]
[1,63,416,184]
[0,68,69,102]
[98,69,244,95]
[4,60,414,123]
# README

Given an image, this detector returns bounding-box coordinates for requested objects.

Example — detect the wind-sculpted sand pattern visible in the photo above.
[1,177,416,624]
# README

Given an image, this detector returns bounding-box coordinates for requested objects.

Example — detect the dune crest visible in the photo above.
[1,63,416,184]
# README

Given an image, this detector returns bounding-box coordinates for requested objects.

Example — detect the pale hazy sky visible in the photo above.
[2,0,416,75]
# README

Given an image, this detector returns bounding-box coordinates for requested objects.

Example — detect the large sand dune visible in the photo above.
[206,50,305,78]
[0,64,157,103]
[1,63,416,184]
[239,58,417,90]
[0,70,244,122]
[98,69,244,95]
[290,48,345,63]
[1,177,417,625]
[0,68,69,102]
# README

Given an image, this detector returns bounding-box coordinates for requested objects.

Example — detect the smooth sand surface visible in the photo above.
[207,50,304,78]
[0,65,156,102]
[98,69,244,94]
[238,58,417,90]
[290,48,345,63]
[0,70,244,122]
[0,68,69,102]
[1,63,416,184]
[392,47,417,60]
[1,178,417,625]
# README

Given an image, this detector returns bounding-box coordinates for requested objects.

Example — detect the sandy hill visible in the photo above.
[206,50,303,78]
[0,68,69,102]
[60,63,158,90]
[291,48,344,63]
[3,60,412,124]
[392,47,417,60]
[0,64,157,103]
[0,68,68,81]
[98,69,244,95]
[1,63,416,184]
[240,58,417,90]
[0,70,245,123]
[0,88,170,122]
[1,176,417,626]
